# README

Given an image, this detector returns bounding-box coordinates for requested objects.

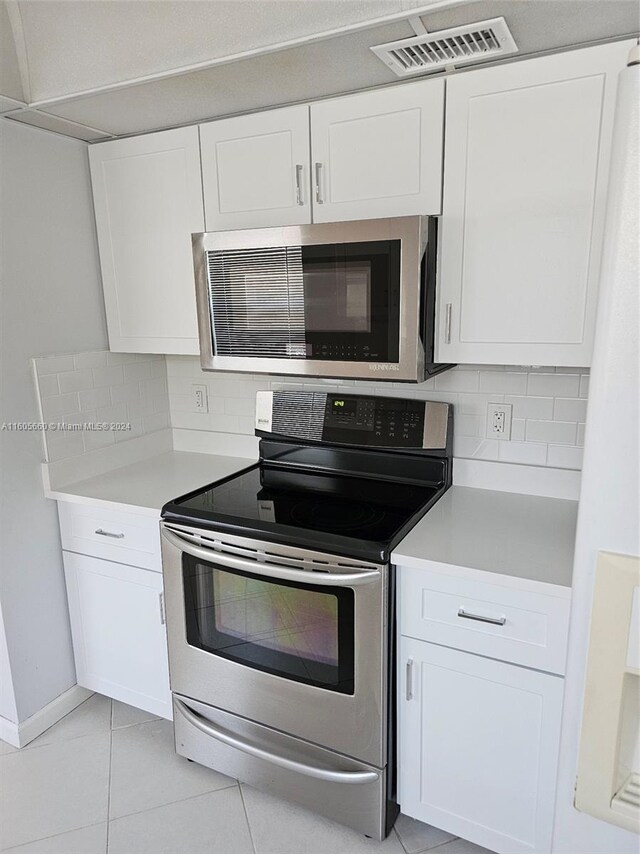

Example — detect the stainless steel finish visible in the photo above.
[406,658,414,701]
[175,698,378,784]
[255,391,273,432]
[94,528,124,538]
[173,694,388,840]
[295,164,304,205]
[422,401,450,450]
[445,302,452,344]
[314,162,324,203]
[158,592,165,625]
[457,608,507,626]
[162,527,381,586]
[161,520,387,767]
[192,216,428,381]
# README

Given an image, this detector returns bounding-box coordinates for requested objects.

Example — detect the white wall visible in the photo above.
[0,120,108,722]
[552,60,639,853]
[166,360,590,471]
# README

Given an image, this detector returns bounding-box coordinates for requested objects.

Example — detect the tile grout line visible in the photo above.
[0,821,108,853]
[238,783,258,854]
[106,781,240,825]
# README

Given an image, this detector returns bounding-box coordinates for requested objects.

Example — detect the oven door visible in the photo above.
[161,523,387,767]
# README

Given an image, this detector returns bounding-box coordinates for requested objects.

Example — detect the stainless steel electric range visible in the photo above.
[160,390,453,840]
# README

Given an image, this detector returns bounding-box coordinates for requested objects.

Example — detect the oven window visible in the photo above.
[182,555,355,695]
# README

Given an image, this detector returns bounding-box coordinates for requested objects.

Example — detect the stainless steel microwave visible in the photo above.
[192,216,454,382]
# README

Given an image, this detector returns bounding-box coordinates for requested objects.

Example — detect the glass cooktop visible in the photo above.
[162,463,443,563]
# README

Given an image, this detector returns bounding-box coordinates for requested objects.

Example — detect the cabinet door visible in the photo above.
[310,79,444,222]
[200,105,311,230]
[63,551,172,720]
[399,636,564,854]
[89,127,203,355]
[436,41,632,366]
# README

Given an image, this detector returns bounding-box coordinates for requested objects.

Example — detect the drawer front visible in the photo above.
[399,564,570,674]
[58,501,161,571]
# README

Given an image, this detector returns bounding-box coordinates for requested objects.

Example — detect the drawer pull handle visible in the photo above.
[95,528,125,539]
[457,608,506,626]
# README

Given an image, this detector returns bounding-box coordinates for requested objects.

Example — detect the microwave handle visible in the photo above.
[162,527,380,587]
[175,698,379,785]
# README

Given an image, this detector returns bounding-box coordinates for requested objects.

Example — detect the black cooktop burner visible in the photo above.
[162,453,446,563]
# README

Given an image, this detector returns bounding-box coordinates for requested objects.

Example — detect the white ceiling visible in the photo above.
[1,0,638,141]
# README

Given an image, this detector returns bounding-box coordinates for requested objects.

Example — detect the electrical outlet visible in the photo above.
[192,384,208,413]
[486,403,512,439]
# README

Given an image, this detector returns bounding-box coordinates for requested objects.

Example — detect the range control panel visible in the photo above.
[257,391,450,451]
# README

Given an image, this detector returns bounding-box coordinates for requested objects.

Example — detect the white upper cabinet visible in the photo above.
[309,78,444,222]
[89,127,203,355]
[200,105,312,230]
[436,41,631,367]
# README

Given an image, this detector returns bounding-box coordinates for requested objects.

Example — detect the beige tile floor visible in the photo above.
[0,695,493,854]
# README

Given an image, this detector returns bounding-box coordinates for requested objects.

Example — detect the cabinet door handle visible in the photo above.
[295,164,304,205]
[457,608,506,626]
[314,162,324,204]
[445,303,452,344]
[158,592,165,625]
[94,528,125,539]
[406,658,414,701]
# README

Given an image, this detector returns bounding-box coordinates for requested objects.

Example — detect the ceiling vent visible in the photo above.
[371,17,518,77]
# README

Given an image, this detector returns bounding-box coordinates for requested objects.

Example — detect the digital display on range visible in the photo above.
[333,400,358,416]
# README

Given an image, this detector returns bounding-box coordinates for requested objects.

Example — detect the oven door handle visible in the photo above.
[162,528,381,586]
[175,698,379,785]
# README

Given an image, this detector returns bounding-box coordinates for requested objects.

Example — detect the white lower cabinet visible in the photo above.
[399,636,564,854]
[63,551,172,720]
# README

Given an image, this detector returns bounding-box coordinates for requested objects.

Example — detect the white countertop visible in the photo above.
[392,486,577,595]
[46,451,256,517]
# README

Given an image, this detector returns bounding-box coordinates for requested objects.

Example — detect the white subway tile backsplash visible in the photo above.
[479,371,528,394]
[527,372,581,398]
[434,370,479,393]
[41,392,80,419]
[453,436,500,461]
[553,397,588,422]
[111,381,145,405]
[123,361,154,383]
[526,419,577,445]
[511,418,526,441]
[73,351,108,370]
[37,374,59,398]
[547,445,584,469]
[92,365,124,388]
[224,397,256,417]
[577,423,586,446]
[455,413,485,437]
[78,386,111,412]
[58,369,94,394]
[33,349,171,463]
[36,354,75,375]
[579,375,590,398]
[165,358,589,472]
[498,441,547,465]
[504,395,554,420]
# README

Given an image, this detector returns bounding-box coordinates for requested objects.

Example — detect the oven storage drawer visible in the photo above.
[399,565,570,675]
[173,693,387,840]
[58,501,161,571]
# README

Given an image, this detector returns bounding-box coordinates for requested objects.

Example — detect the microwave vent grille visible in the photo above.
[207,246,306,358]
[370,17,518,77]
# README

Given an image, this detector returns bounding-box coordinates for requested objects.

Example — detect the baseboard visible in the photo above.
[0,685,93,748]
